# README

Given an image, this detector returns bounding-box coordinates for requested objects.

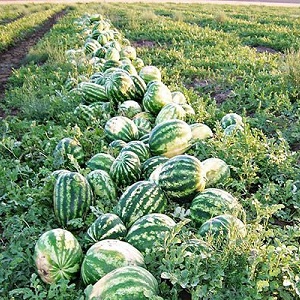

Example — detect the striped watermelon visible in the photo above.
[53,172,93,227]
[126,213,176,254]
[81,239,145,286]
[133,118,152,137]
[74,104,96,124]
[107,140,128,157]
[139,133,150,144]
[130,74,147,101]
[190,123,213,142]
[121,63,138,76]
[53,137,84,169]
[104,116,139,142]
[87,213,127,243]
[220,113,244,129]
[133,111,155,123]
[120,141,150,163]
[115,180,167,227]
[34,228,82,284]
[148,119,193,158]
[148,164,163,185]
[86,170,117,210]
[104,47,120,61]
[190,188,245,226]
[141,156,169,179]
[158,154,206,203]
[139,65,161,84]
[109,151,141,188]
[86,153,115,173]
[198,214,247,246]
[105,71,136,104]
[102,59,122,72]
[78,82,108,104]
[93,46,107,59]
[84,39,101,55]
[202,158,230,187]
[117,100,142,118]
[142,81,173,115]
[88,266,159,300]
[155,102,186,125]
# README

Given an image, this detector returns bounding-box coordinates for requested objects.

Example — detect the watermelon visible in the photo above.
[105,71,136,104]
[53,137,84,169]
[53,172,93,227]
[158,154,206,203]
[102,59,121,72]
[81,239,145,285]
[117,100,142,118]
[155,102,186,125]
[132,57,145,73]
[87,213,127,243]
[220,113,244,129]
[171,91,187,104]
[84,39,101,55]
[190,123,213,142]
[107,140,128,157]
[130,74,147,101]
[126,213,176,254]
[93,46,107,59]
[139,65,161,84]
[148,119,193,158]
[115,180,167,227]
[202,158,230,187]
[181,103,196,119]
[120,141,150,163]
[86,170,117,210]
[190,188,244,226]
[86,153,115,173]
[110,151,141,188]
[104,116,139,142]
[120,46,137,60]
[121,62,138,76]
[133,118,152,137]
[141,155,169,179]
[224,124,244,136]
[148,164,163,185]
[198,214,246,246]
[139,133,150,144]
[88,266,159,300]
[142,81,173,115]
[34,228,82,284]
[78,82,109,104]
[104,47,120,61]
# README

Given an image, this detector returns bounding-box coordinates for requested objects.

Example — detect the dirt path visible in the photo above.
[0,9,68,105]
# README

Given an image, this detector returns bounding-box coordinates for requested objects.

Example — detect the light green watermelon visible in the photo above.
[34,228,83,284]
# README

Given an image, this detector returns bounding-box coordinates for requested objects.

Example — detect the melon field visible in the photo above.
[0,2,299,300]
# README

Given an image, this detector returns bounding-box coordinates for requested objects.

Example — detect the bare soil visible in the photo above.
[0,9,68,114]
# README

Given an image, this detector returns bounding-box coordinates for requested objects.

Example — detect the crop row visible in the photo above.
[1,3,299,299]
[0,4,66,52]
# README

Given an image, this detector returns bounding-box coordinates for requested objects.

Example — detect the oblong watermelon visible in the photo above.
[126,213,176,254]
[148,119,193,158]
[115,180,167,227]
[158,154,206,203]
[190,188,244,226]
[81,239,145,285]
[53,172,93,227]
[88,266,159,300]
